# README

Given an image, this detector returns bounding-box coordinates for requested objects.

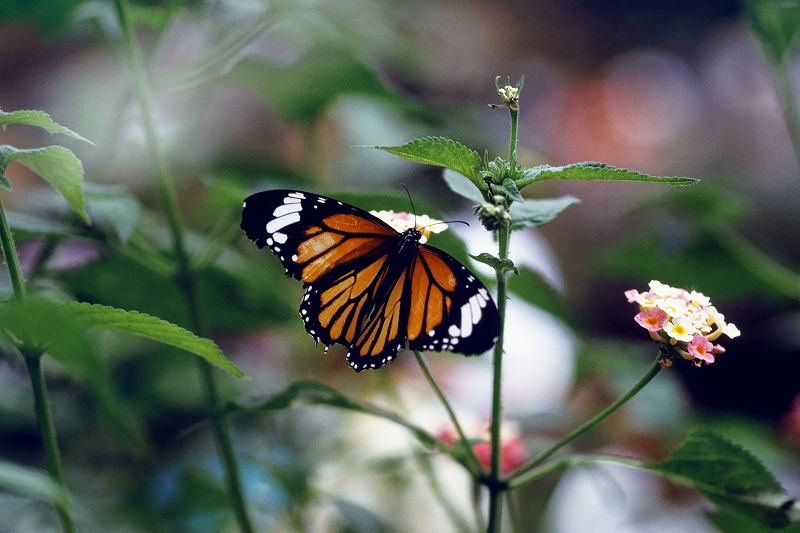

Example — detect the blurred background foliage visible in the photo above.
[1,0,799,532]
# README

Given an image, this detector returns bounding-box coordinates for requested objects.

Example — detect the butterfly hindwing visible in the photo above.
[405,245,500,356]
[241,189,501,372]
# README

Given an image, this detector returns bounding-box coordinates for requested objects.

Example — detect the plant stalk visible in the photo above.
[507,353,663,487]
[414,350,484,474]
[24,354,76,533]
[112,1,254,530]
[486,223,510,533]
[1,198,76,532]
[0,197,27,301]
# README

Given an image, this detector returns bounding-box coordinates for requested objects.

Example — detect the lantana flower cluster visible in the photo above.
[626,280,741,366]
[370,210,445,244]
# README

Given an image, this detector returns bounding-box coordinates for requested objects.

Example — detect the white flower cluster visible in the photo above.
[370,210,445,244]
[625,280,741,365]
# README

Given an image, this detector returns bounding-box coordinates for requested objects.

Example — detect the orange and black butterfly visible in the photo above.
[241,190,500,372]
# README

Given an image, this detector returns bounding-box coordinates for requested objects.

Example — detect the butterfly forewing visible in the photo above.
[241,189,501,372]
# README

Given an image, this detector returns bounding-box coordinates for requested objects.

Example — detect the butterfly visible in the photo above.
[241,189,501,372]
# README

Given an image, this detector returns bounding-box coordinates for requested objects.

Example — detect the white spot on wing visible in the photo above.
[273,232,287,244]
[459,303,473,338]
[267,212,300,233]
[448,324,460,337]
[273,203,303,217]
[468,294,483,323]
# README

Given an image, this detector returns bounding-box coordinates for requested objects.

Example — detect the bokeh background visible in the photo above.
[1,0,799,532]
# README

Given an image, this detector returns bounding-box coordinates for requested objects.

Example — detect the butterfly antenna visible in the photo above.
[400,183,417,228]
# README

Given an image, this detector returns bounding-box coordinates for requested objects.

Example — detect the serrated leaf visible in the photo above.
[442,169,485,204]
[0,460,69,511]
[509,196,580,230]
[0,298,147,457]
[2,146,89,223]
[518,162,697,188]
[646,427,795,528]
[471,253,518,274]
[745,0,800,64]
[236,381,458,460]
[0,109,93,144]
[62,302,243,377]
[708,505,800,533]
[375,137,483,186]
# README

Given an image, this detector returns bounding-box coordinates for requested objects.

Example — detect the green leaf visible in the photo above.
[0,297,95,375]
[62,302,244,378]
[0,174,10,192]
[5,211,72,235]
[226,48,397,123]
[85,184,141,243]
[442,169,485,204]
[646,427,796,528]
[471,253,518,275]
[0,298,147,457]
[235,381,462,462]
[375,137,483,186]
[2,145,89,223]
[708,506,800,533]
[518,162,697,188]
[0,460,69,511]
[744,0,800,63]
[0,109,93,144]
[509,196,580,230]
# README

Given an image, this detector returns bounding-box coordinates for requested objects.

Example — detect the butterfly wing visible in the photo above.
[242,190,401,358]
[241,189,501,372]
[405,244,500,356]
[241,190,397,282]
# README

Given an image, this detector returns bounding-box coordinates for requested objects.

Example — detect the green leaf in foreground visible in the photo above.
[518,162,697,188]
[62,302,244,377]
[1,145,89,223]
[376,137,483,187]
[0,460,69,511]
[471,253,518,275]
[235,381,460,461]
[646,427,797,529]
[509,196,580,230]
[0,109,93,144]
[443,169,485,204]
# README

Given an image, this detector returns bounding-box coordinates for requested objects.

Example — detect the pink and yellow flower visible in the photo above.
[626,280,740,366]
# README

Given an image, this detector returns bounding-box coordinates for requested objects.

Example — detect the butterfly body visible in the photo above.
[241,189,500,371]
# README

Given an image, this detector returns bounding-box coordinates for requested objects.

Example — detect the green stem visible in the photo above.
[112,2,254,531]
[770,55,800,167]
[507,454,646,490]
[0,197,27,301]
[413,350,484,475]
[24,354,76,533]
[507,353,663,487]
[486,223,511,533]
[1,198,76,532]
[508,108,518,162]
